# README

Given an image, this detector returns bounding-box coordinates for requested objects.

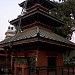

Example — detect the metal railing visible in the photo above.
[0,66,75,75]
[21,66,75,75]
[0,64,12,75]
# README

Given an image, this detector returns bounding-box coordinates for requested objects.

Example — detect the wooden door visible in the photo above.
[48,57,56,71]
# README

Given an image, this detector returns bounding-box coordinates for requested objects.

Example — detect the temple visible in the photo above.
[0,0,75,75]
[5,26,16,39]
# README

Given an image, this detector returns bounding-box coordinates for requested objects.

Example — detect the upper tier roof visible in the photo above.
[19,0,56,10]
[10,8,65,27]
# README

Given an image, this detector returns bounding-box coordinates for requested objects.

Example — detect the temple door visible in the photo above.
[48,57,56,70]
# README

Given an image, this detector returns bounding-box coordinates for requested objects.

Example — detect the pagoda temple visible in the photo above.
[0,0,75,75]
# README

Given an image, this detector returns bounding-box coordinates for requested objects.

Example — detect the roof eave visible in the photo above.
[0,37,75,49]
[10,9,66,26]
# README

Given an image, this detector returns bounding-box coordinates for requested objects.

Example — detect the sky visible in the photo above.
[0,0,75,43]
[0,0,25,41]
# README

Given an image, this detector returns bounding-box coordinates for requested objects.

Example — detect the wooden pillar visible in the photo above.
[14,64,17,75]
[11,52,14,75]
[11,53,13,70]
[22,68,25,75]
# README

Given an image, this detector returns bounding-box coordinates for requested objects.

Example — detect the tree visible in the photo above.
[51,0,75,39]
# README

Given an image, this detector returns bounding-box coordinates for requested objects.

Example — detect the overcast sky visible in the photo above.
[0,0,25,41]
[0,0,75,43]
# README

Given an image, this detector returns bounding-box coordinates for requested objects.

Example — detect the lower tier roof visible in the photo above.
[0,25,74,49]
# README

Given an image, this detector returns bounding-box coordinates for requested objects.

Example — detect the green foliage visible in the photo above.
[51,0,75,38]
[14,57,27,64]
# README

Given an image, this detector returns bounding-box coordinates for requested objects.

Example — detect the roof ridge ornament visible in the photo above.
[20,0,29,16]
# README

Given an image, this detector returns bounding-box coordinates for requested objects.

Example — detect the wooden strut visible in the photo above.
[17,19,22,33]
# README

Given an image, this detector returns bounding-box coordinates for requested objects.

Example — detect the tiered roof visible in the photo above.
[10,7,65,27]
[19,0,56,10]
[0,0,75,50]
